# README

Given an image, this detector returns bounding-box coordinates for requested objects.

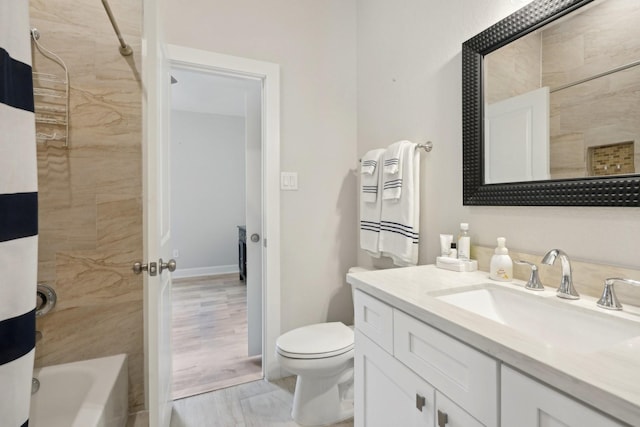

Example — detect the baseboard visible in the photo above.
[172,265,239,279]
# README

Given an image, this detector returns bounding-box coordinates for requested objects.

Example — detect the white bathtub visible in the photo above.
[30,354,128,427]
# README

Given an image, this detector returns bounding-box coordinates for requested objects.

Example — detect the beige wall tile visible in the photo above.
[31,0,143,412]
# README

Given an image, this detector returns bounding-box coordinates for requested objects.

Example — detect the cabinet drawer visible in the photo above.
[394,310,498,427]
[354,290,393,354]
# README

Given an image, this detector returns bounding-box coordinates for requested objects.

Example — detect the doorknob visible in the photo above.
[133,261,157,276]
[250,233,260,243]
[159,258,177,273]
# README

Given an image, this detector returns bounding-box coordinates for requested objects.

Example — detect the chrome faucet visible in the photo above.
[596,277,640,310]
[514,260,544,291]
[541,249,579,299]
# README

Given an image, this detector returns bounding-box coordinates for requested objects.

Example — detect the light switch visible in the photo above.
[281,172,298,190]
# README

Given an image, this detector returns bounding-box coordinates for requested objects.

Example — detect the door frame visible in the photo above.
[167,44,282,380]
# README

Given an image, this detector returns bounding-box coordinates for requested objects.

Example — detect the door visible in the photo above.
[245,80,263,357]
[142,0,173,425]
[484,86,550,183]
[501,366,623,427]
[354,330,435,427]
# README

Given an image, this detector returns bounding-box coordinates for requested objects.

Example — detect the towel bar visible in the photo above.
[359,141,433,162]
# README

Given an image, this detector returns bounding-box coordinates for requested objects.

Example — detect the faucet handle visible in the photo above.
[597,278,640,311]
[515,260,544,291]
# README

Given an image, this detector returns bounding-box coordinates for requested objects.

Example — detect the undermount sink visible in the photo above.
[435,285,640,354]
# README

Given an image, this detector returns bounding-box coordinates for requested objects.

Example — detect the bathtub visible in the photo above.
[30,354,128,427]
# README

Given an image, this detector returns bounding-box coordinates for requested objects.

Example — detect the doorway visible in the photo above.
[164,44,282,400]
[169,68,263,398]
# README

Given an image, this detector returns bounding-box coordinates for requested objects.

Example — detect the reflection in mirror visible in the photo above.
[483,0,640,184]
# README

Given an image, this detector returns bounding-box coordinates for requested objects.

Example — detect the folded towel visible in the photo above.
[361,149,382,175]
[360,149,385,203]
[379,142,420,266]
[360,150,386,257]
[383,141,414,200]
[382,140,410,175]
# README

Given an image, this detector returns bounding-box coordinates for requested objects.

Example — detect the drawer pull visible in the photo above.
[437,409,449,427]
[415,393,426,412]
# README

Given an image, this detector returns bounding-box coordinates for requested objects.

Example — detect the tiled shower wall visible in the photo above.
[30,0,144,411]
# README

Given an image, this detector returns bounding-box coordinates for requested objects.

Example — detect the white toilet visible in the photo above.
[275,267,369,426]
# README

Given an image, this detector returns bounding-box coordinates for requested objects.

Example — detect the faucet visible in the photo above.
[541,249,579,299]
[596,277,640,310]
[514,260,544,291]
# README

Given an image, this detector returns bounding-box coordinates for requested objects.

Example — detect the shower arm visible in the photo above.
[100,0,133,56]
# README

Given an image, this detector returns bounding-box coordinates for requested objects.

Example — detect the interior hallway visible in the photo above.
[172,274,262,399]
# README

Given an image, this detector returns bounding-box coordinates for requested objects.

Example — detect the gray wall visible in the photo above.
[357,0,640,269]
[170,110,246,275]
[165,0,359,331]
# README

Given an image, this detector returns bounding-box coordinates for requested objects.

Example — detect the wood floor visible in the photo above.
[172,274,263,400]
[170,377,354,427]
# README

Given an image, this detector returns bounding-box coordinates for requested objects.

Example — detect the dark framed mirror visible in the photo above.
[462,0,640,206]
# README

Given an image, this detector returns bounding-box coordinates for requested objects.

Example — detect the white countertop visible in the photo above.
[347,264,640,426]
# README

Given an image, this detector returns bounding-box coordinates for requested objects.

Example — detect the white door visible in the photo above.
[245,80,263,357]
[485,86,550,183]
[142,0,173,425]
[354,330,435,427]
[501,366,623,427]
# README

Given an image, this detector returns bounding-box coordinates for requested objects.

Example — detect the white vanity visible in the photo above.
[347,265,640,426]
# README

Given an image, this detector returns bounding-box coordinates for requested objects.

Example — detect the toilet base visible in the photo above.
[291,371,354,426]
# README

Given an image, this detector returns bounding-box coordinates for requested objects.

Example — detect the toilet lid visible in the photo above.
[276,322,354,359]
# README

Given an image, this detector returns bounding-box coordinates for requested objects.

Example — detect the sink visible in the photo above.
[435,285,640,354]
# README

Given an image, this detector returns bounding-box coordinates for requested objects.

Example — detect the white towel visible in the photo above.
[382,140,410,174]
[379,142,420,266]
[382,140,413,200]
[360,149,385,203]
[361,149,382,175]
[359,151,386,257]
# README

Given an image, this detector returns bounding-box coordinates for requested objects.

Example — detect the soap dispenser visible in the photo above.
[490,237,513,282]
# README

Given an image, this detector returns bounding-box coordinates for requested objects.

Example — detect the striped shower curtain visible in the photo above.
[0,0,38,426]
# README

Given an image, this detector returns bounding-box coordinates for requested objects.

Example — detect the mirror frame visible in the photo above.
[462,0,640,207]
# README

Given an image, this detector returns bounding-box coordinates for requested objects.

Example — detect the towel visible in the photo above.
[359,150,386,257]
[379,142,420,266]
[382,140,413,200]
[360,149,385,203]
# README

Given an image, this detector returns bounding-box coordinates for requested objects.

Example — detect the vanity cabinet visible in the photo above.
[354,289,494,427]
[502,366,623,427]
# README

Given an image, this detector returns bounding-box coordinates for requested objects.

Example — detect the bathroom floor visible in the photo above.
[170,377,354,427]
[172,274,263,399]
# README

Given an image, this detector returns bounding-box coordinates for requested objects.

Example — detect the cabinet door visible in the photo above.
[435,391,484,427]
[502,366,624,427]
[355,330,435,427]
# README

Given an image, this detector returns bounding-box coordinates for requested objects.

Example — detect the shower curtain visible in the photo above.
[0,0,38,425]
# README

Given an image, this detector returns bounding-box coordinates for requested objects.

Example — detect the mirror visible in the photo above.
[462,0,640,206]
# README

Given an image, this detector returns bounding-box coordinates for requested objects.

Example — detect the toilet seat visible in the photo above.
[276,322,354,359]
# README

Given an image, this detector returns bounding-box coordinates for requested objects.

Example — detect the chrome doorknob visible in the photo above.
[250,233,260,243]
[159,258,177,273]
[132,262,147,274]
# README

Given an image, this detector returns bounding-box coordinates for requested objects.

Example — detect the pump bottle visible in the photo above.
[490,237,513,282]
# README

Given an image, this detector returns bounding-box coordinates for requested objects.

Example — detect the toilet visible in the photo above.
[275,267,369,426]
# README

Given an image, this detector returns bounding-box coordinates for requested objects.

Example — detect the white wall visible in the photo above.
[165,0,359,330]
[357,0,640,270]
[170,110,246,275]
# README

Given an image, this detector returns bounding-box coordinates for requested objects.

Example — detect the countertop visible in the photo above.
[347,265,640,426]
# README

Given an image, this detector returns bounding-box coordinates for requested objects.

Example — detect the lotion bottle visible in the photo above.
[457,223,471,261]
[490,237,513,282]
